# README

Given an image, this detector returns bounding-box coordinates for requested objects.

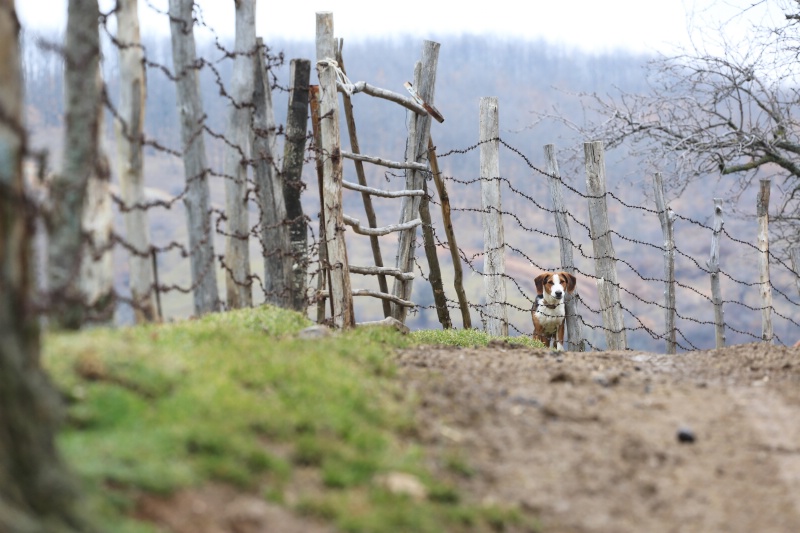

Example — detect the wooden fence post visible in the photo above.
[47,0,101,329]
[653,172,677,354]
[80,66,113,323]
[168,0,220,315]
[309,84,333,323]
[391,40,440,323]
[282,58,311,312]
[116,0,159,322]
[336,41,391,318]
[430,139,471,329]
[479,97,508,337]
[544,144,584,351]
[707,198,725,348]
[757,179,773,343]
[791,247,800,299]
[223,0,256,309]
[315,12,354,328]
[252,36,291,308]
[584,141,627,350]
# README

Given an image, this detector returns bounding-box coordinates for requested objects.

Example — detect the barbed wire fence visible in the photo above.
[16,3,800,352]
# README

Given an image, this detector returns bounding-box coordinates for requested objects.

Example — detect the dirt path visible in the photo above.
[396,341,800,532]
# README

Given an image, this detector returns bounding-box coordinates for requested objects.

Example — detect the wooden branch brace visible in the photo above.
[341,150,429,172]
[349,265,415,281]
[318,289,416,308]
[342,180,425,198]
[343,214,422,236]
[404,81,445,123]
[340,80,427,116]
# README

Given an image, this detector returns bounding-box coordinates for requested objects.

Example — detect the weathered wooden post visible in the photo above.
[116,0,159,322]
[653,172,677,354]
[707,198,725,348]
[757,179,773,343]
[80,66,113,323]
[252,36,291,308]
[430,138,471,328]
[584,141,627,350]
[391,40,440,323]
[479,97,508,337]
[544,144,584,351]
[791,247,800,299]
[315,12,354,328]
[169,0,220,315]
[223,0,256,309]
[282,58,311,312]
[47,0,101,329]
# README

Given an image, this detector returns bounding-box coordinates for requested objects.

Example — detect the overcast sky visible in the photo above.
[16,0,785,54]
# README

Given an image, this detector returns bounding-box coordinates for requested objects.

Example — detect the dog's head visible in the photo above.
[534,271,577,301]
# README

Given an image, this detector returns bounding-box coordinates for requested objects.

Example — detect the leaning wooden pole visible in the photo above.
[116,0,159,322]
[757,179,773,343]
[429,139,471,328]
[47,0,101,329]
[316,12,354,328]
[791,247,800,300]
[168,0,220,315]
[544,144,584,351]
[653,172,677,354]
[584,141,627,350]
[707,198,725,348]
[391,40,440,323]
[282,58,311,312]
[479,97,508,337]
[336,39,391,317]
[252,36,291,308]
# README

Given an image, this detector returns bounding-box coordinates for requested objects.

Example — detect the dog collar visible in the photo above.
[535,294,561,310]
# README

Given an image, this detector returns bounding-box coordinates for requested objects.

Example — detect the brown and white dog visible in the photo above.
[531,271,577,351]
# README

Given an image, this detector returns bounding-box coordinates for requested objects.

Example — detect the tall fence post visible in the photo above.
[282,58,312,312]
[223,0,256,309]
[479,97,508,337]
[653,172,677,354]
[544,144,584,351]
[168,0,220,315]
[791,247,800,300]
[391,40,440,323]
[707,198,725,348]
[116,0,159,322]
[47,0,101,329]
[252,36,291,308]
[315,12,354,328]
[584,141,627,350]
[757,179,773,343]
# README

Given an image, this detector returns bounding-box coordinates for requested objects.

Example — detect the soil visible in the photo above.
[137,341,800,533]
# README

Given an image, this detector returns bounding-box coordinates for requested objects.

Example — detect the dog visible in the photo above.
[531,271,577,351]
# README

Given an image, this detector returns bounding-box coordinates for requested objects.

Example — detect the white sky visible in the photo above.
[15,0,788,54]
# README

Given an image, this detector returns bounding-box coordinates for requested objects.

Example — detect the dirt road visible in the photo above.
[397,341,800,532]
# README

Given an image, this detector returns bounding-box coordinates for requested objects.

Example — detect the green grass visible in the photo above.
[44,307,538,532]
[411,327,546,349]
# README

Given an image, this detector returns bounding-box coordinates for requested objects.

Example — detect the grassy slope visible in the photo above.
[44,307,543,533]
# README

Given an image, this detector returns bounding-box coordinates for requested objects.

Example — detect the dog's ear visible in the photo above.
[534,273,547,294]
[560,272,577,293]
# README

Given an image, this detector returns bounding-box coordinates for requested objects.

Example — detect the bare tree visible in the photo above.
[0,2,91,530]
[536,1,800,256]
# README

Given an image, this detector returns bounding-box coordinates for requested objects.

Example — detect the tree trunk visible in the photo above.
[0,3,91,530]
[115,0,159,322]
[281,58,311,312]
[223,0,256,309]
[168,0,220,315]
[47,0,101,329]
